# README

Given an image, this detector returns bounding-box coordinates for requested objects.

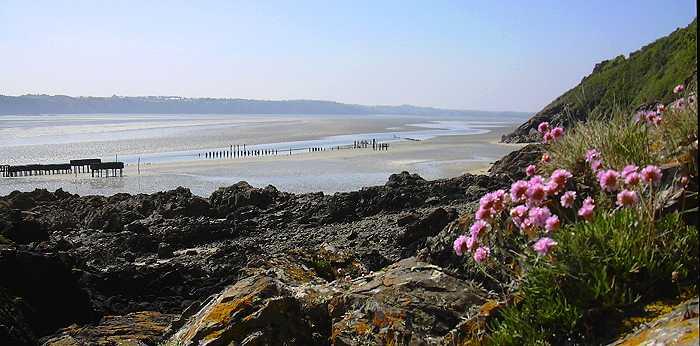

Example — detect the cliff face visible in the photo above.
[503,19,697,143]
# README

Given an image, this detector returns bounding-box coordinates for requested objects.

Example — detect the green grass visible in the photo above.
[487,209,698,345]
[541,97,697,177]
[544,19,696,126]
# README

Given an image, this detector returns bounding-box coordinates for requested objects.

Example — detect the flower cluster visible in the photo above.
[537,122,565,144]
[454,124,665,263]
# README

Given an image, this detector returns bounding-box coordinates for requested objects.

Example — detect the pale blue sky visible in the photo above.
[0,1,696,111]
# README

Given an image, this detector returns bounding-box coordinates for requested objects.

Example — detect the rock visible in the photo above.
[167,257,488,346]
[328,257,487,345]
[157,243,174,259]
[0,248,99,338]
[0,287,36,346]
[210,182,282,216]
[399,208,455,245]
[385,171,426,188]
[488,143,544,180]
[41,311,176,346]
[609,297,699,346]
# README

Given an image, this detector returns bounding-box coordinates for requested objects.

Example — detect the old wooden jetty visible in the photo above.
[2,163,73,177]
[70,158,102,173]
[90,162,124,177]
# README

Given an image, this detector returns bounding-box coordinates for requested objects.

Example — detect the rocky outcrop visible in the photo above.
[0,171,507,344]
[488,144,544,180]
[166,257,488,345]
[609,297,699,346]
[40,311,176,346]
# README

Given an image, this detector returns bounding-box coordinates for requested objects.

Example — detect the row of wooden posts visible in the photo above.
[199,140,391,160]
[1,159,124,178]
[2,140,394,177]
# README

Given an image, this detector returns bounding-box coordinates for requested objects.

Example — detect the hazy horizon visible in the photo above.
[1,1,696,112]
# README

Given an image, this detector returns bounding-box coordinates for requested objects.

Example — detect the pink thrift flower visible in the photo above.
[466,235,477,251]
[510,205,529,218]
[550,169,572,187]
[544,181,560,195]
[473,246,490,263]
[550,127,564,140]
[526,183,546,205]
[674,84,685,94]
[470,220,489,238]
[560,191,576,208]
[624,172,641,186]
[525,164,537,177]
[510,180,529,202]
[529,175,545,185]
[641,165,662,185]
[590,159,603,172]
[475,206,492,221]
[528,206,552,228]
[578,197,595,220]
[621,165,638,178]
[545,215,560,232]
[537,122,550,134]
[657,104,666,113]
[597,169,620,192]
[585,149,600,162]
[453,235,468,256]
[541,153,551,163]
[543,131,554,144]
[616,189,639,207]
[533,237,557,255]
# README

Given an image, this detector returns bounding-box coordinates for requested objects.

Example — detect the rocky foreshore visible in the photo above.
[1,170,519,345]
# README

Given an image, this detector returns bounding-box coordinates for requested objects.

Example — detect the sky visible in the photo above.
[0,1,696,112]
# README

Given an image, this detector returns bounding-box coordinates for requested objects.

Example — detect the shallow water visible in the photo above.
[0,113,525,196]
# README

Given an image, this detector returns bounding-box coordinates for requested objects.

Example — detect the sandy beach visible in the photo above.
[0,119,517,196]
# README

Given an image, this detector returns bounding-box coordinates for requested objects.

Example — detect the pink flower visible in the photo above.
[560,191,576,208]
[590,159,603,172]
[526,182,546,205]
[616,189,639,207]
[529,175,545,185]
[510,180,529,202]
[537,122,550,134]
[510,204,529,218]
[533,237,557,255]
[541,153,551,163]
[621,165,638,178]
[544,181,560,195]
[453,235,468,256]
[475,207,492,221]
[528,206,552,228]
[624,172,641,186]
[585,149,600,162]
[641,165,662,185]
[525,165,537,177]
[674,84,685,94]
[578,197,595,220]
[466,235,477,251]
[543,131,554,144]
[597,169,620,192]
[473,246,490,263]
[545,215,560,232]
[550,169,572,187]
[550,127,564,140]
[470,220,489,238]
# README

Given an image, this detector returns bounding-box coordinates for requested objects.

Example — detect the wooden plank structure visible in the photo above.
[90,162,124,177]
[2,163,73,177]
[70,158,102,173]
